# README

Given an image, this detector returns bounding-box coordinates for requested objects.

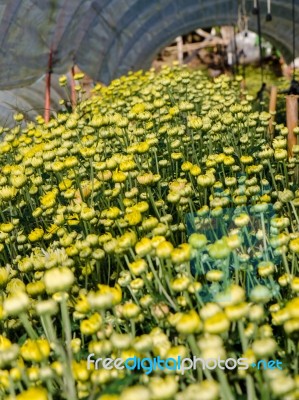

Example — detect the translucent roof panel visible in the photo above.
[0,0,298,89]
[0,74,69,128]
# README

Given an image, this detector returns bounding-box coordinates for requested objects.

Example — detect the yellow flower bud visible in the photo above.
[0,267,9,286]
[129,259,148,276]
[122,302,141,319]
[176,310,202,334]
[156,241,174,259]
[204,312,230,334]
[26,281,45,297]
[208,238,231,259]
[225,302,249,321]
[170,276,190,292]
[124,210,142,226]
[80,313,102,335]
[135,237,152,257]
[28,227,44,242]
[21,339,50,362]
[188,233,207,249]
[16,387,48,400]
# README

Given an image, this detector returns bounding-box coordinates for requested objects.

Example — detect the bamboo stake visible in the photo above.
[286,95,298,157]
[71,66,77,109]
[176,36,183,65]
[44,50,53,123]
[268,85,277,138]
[44,72,51,123]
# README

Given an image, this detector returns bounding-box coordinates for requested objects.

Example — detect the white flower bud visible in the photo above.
[35,299,58,316]
[4,291,29,316]
[252,338,277,357]
[43,267,74,293]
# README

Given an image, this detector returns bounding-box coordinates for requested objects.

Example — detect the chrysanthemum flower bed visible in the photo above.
[0,65,299,400]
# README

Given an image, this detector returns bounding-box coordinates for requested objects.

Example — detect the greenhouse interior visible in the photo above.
[1,0,299,399]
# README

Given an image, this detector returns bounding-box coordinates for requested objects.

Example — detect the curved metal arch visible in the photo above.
[76,0,238,83]
[76,0,299,84]
[0,0,298,89]
[116,1,238,76]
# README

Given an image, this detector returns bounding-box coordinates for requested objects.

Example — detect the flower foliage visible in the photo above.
[0,65,299,399]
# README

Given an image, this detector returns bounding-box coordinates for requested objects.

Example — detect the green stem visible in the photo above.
[60,296,78,400]
[290,201,299,228]
[215,368,235,400]
[146,255,177,310]
[237,321,247,352]
[19,312,38,339]
[260,213,269,261]
[282,252,292,277]
[147,188,161,219]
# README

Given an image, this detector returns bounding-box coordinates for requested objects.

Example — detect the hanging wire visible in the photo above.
[233,24,239,75]
[278,0,299,94]
[239,0,248,80]
[238,0,249,36]
[266,0,272,21]
[292,0,296,80]
[252,0,267,103]
[287,0,299,94]
[256,0,264,84]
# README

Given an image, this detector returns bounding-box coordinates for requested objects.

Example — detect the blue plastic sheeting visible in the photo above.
[0,0,298,89]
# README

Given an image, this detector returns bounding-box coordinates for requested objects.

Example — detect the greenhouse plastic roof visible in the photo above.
[0,0,298,90]
[0,74,71,128]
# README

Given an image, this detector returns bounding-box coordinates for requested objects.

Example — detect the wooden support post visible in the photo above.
[286,95,298,157]
[239,79,246,101]
[71,66,77,109]
[44,71,51,123]
[44,50,53,123]
[268,85,277,138]
[176,36,183,65]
